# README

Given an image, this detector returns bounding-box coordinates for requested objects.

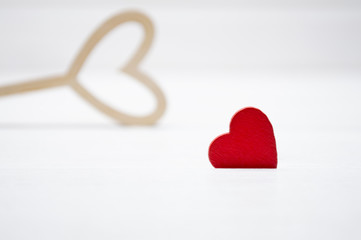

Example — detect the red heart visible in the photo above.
[208,107,277,168]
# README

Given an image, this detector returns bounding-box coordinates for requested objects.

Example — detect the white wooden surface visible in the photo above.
[0,70,361,240]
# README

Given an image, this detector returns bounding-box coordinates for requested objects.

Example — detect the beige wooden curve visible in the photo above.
[0,11,166,125]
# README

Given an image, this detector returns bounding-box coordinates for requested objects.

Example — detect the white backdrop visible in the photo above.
[0,1,360,73]
[0,1,361,240]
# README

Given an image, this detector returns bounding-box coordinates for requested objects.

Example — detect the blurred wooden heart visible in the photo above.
[208,107,277,168]
[66,11,166,125]
[0,11,166,125]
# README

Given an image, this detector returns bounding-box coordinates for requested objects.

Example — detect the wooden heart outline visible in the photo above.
[67,11,166,125]
[0,11,166,125]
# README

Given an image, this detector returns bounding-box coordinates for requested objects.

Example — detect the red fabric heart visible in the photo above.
[208,107,277,168]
